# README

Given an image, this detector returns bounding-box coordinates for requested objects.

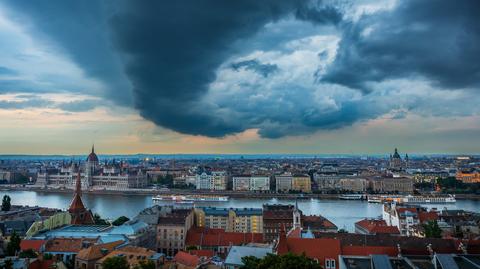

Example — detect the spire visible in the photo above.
[91,144,95,154]
[75,170,81,196]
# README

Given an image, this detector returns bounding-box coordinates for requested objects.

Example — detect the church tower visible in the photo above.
[68,171,94,225]
[85,145,99,187]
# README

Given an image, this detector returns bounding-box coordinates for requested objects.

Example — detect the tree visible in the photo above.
[102,256,129,269]
[3,259,13,269]
[112,216,130,226]
[134,260,156,269]
[93,213,110,225]
[19,249,38,258]
[241,253,321,269]
[6,231,21,256]
[423,220,442,238]
[2,195,11,211]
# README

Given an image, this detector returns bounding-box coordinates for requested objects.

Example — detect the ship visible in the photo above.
[367,194,456,204]
[338,194,365,200]
[152,194,229,203]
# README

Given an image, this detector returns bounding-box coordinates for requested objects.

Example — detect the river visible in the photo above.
[2,190,480,232]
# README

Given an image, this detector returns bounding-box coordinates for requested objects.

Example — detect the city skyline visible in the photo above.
[1,0,479,154]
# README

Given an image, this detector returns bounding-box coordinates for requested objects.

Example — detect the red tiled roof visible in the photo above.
[418,212,439,223]
[44,238,97,253]
[342,246,398,256]
[20,240,46,252]
[355,219,400,234]
[174,251,199,267]
[186,227,263,247]
[189,249,214,258]
[282,238,341,264]
[76,240,124,261]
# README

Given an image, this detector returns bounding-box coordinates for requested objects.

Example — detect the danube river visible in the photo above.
[2,190,480,232]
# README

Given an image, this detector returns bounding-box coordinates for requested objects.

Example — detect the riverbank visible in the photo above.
[1,185,480,200]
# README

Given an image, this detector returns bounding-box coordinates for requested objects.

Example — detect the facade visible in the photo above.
[456,171,480,183]
[96,246,163,269]
[275,173,293,192]
[232,175,270,191]
[194,207,263,233]
[195,170,227,190]
[382,204,420,236]
[370,177,414,193]
[339,178,368,192]
[291,174,311,193]
[36,146,148,190]
[389,148,408,171]
[156,208,194,256]
[262,204,297,242]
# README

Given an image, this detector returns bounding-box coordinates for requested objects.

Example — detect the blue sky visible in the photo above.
[0,0,479,154]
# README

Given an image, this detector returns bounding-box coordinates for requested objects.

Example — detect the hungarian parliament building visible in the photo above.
[36,146,148,190]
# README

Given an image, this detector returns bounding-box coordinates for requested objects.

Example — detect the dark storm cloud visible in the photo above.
[110,0,317,137]
[231,60,279,77]
[322,0,480,91]
[3,0,132,104]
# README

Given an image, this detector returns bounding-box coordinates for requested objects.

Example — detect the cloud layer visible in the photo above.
[0,0,479,141]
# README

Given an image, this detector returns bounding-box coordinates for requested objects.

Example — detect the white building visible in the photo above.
[275,173,293,192]
[36,146,148,191]
[382,203,420,236]
[195,170,227,190]
[232,175,270,191]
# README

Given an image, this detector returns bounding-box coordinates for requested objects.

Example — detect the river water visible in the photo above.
[2,190,479,232]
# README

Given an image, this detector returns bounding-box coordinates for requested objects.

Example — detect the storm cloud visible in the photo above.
[322,0,480,91]
[1,0,479,140]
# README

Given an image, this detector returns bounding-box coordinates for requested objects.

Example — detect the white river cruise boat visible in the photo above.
[152,194,229,203]
[367,194,456,204]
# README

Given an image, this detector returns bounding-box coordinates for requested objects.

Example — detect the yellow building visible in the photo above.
[194,207,263,233]
[292,174,312,193]
[456,172,480,183]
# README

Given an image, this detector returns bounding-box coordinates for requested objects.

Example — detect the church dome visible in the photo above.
[86,145,99,162]
[392,148,401,159]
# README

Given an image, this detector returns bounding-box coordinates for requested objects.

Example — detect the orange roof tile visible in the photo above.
[76,240,124,261]
[20,240,46,252]
[174,251,199,267]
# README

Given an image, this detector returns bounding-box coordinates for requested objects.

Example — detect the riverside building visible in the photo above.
[36,146,148,191]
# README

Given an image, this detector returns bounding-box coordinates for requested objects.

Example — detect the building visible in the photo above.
[369,177,414,193]
[224,245,273,269]
[232,175,270,191]
[291,174,311,193]
[456,171,480,183]
[275,173,293,192]
[302,215,338,233]
[68,171,94,225]
[382,204,420,236]
[36,146,148,190]
[340,178,368,193]
[354,219,400,235]
[156,208,194,256]
[195,170,227,190]
[262,204,297,242]
[185,227,264,256]
[194,207,263,233]
[75,240,124,269]
[95,246,163,269]
[389,148,407,170]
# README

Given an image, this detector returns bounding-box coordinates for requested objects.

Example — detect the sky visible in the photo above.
[0,0,479,155]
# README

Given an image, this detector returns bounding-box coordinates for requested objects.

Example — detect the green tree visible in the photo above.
[102,256,129,269]
[43,253,53,260]
[6,231,21,256]
[2,195,11,211]
[19,249,38,258]
[423,220,442,238]
[241,253,321,269]
[93,213,110,225]
[112,216,130,226]
[134,260,156,269]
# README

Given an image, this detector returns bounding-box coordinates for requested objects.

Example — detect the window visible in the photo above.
[325,259,336,269]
